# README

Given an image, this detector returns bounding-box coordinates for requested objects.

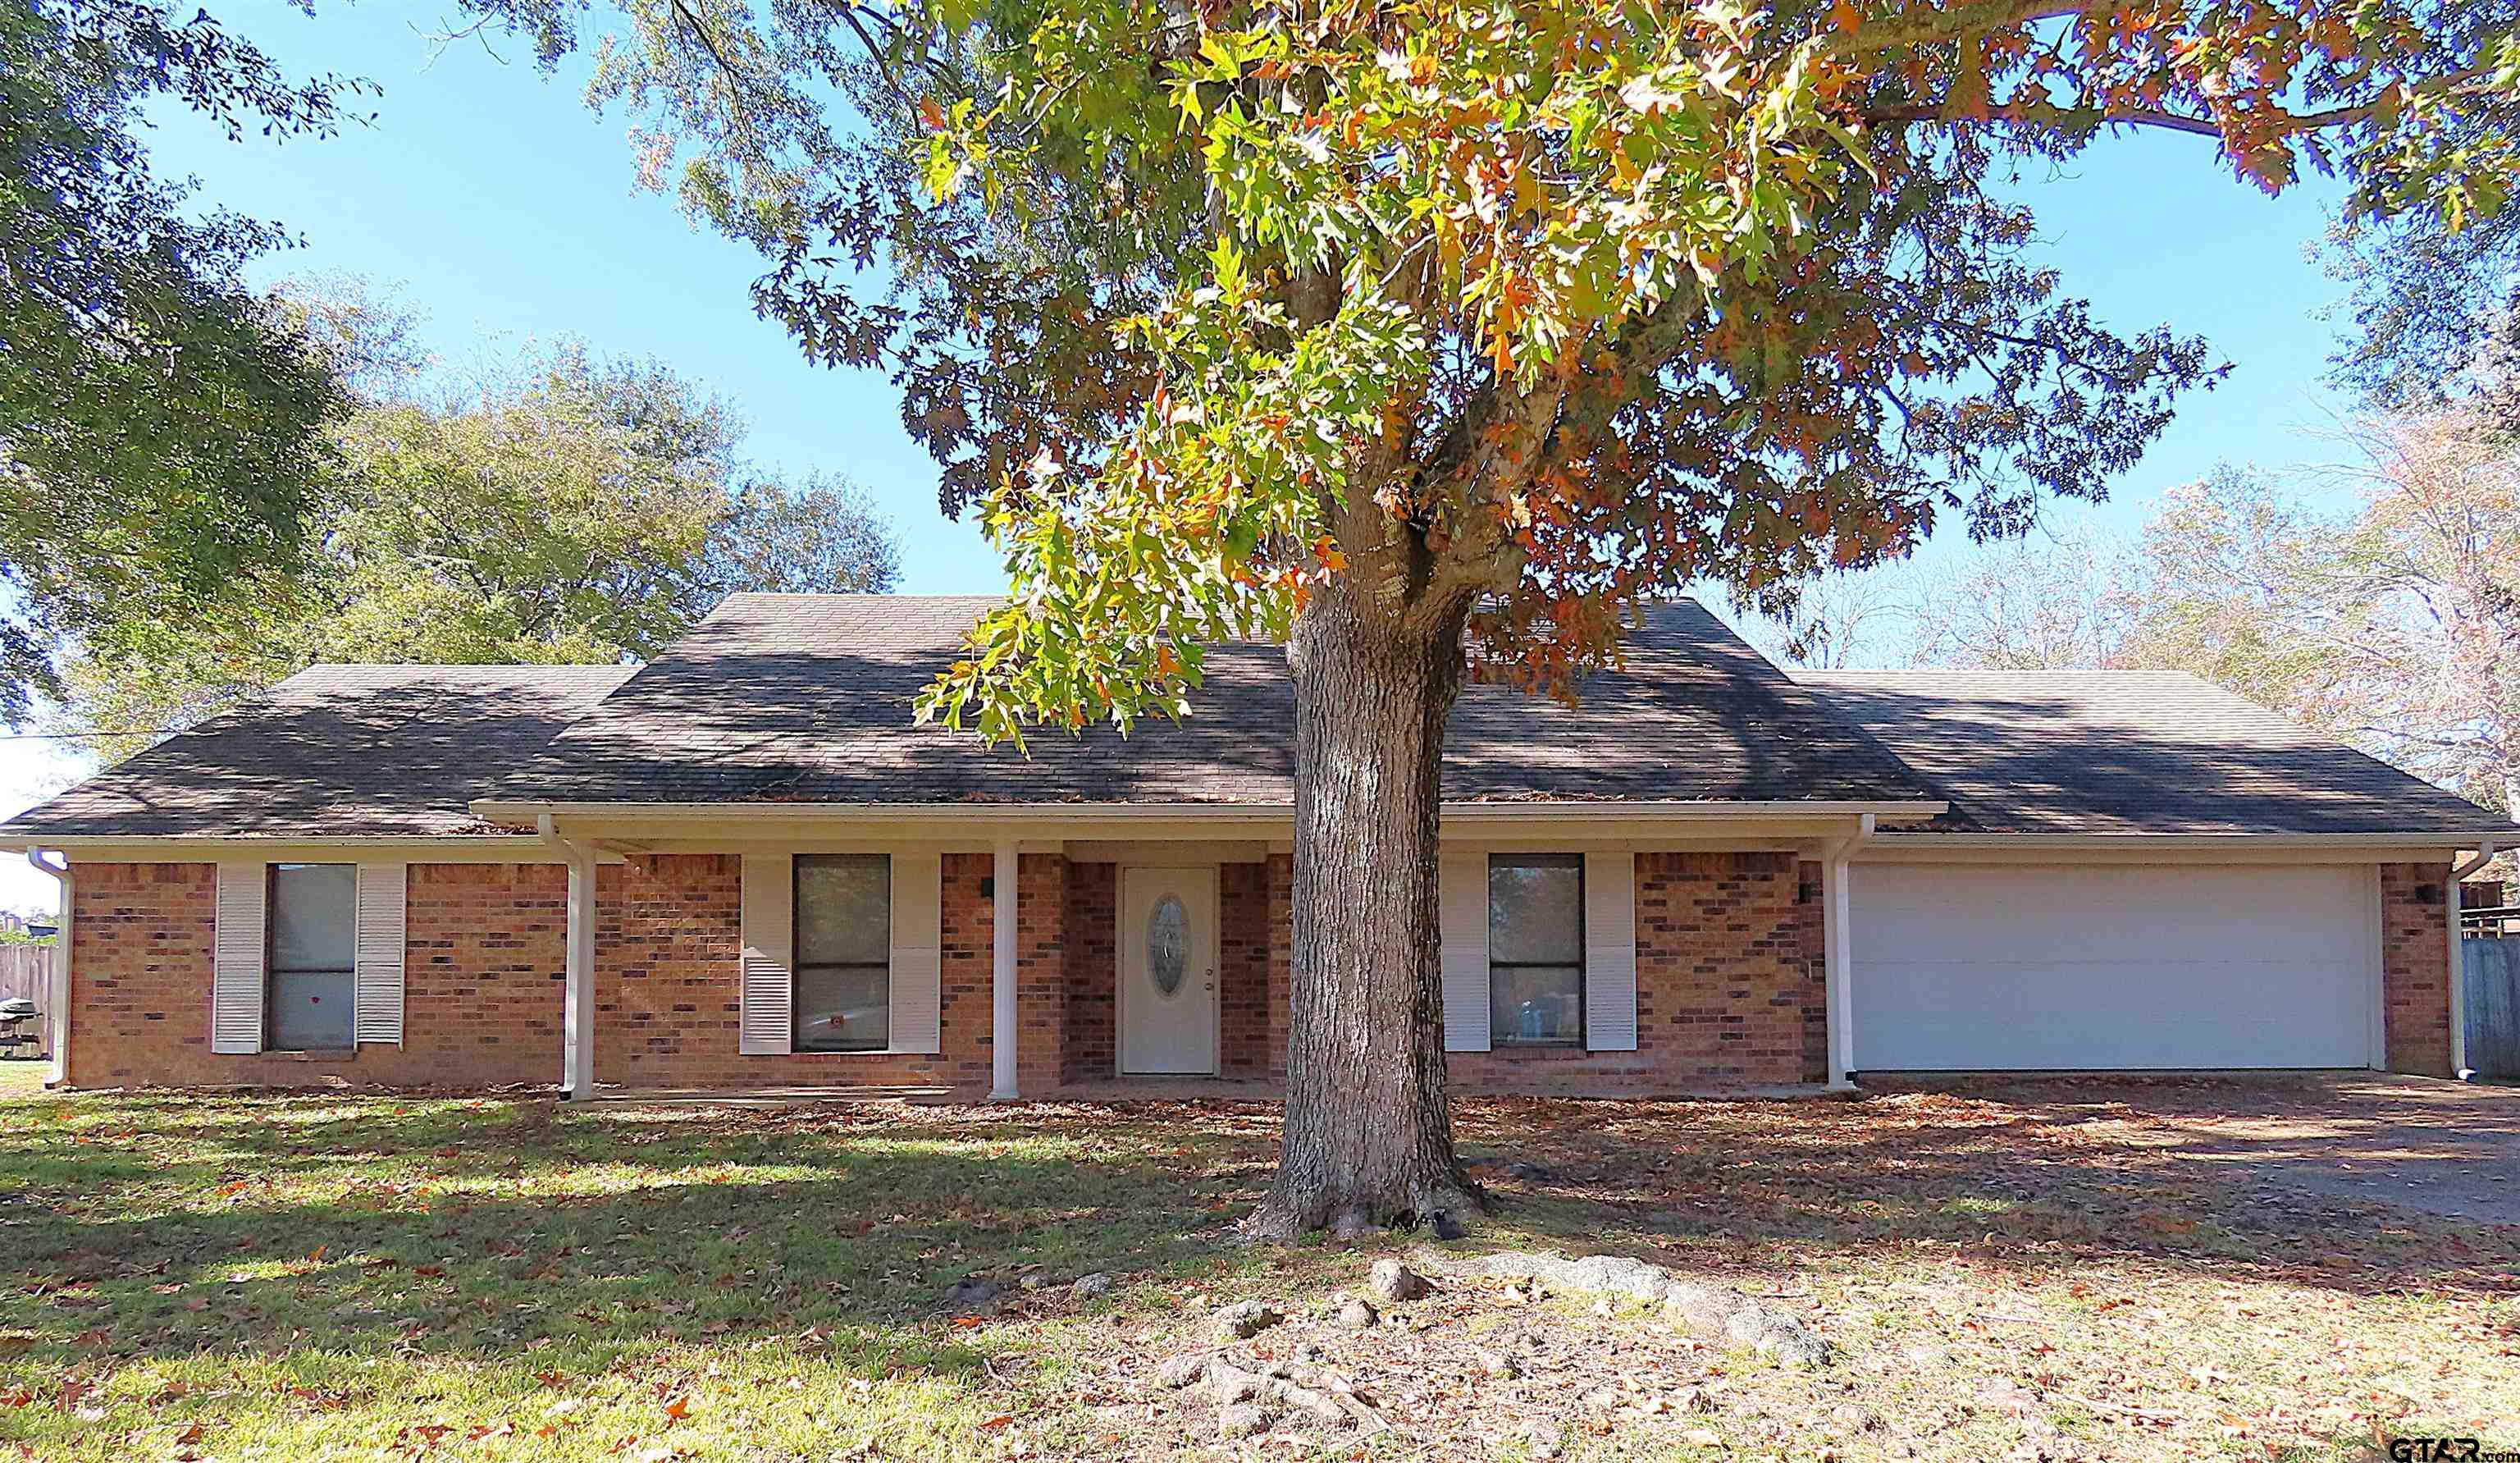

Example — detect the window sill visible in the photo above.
[1491,1040,1586,1051]
[263,1048,357,1061]
[780,1049,917,1058]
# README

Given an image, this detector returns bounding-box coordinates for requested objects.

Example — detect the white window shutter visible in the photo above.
[739,853,795,1056]
[1585,851,1638,1052]
[889,853,943,1054]
[354,862,408,1045]
[212,861,267,1054]
[1440,848,1491,1053]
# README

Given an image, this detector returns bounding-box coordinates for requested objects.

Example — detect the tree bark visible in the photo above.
[1248,577,1487,1240]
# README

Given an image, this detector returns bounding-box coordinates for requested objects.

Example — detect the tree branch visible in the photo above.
[1863,100,2222,140]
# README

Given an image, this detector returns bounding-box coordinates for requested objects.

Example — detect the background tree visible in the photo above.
[2321,0,2520,409]
[1903,530,2134,671]
[0,0,366,725]
[1754,565,1915,670]
[461,0,2515,1236]
[1874,437,2520,815]
[61,331,900,760]
[2116,423,2520,812]
[2108,469,2361,725]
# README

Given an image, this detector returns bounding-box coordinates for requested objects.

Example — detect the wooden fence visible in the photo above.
[0,945,48,1063]
[0,944,47,1006]
[2463,936,2520,1079]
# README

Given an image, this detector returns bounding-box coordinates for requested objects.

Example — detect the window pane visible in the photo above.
[1489,855,1582,963]
[268,863,357,972]
[796,964,889,1052]
[267,863,356,1051]
[270,967,356,1050]
[1148,894,1188,995]
[1492,965,1582,1044]
[797,855,889,966]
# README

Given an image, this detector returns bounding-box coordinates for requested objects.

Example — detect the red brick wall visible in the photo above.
[65,860,564,1089]
[1219,862,1271,1076]
[396,863,568,1081]
[1015,853,1066,1094]
[2381,861,2455,1077]
[1796,859,1827,1084]
[593,853,992,1090]
[1061,862,1116,1084]
[1054,858,1271,1085]
[1448,851,1806,1094]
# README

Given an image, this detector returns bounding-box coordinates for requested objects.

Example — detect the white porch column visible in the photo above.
[564,851,597,1100]
[1823,814,1873,1090]
[991,840,1020,1100]
[1824,856,1854,1089]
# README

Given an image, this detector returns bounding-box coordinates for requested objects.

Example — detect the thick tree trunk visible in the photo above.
[1248,578,1486,1240]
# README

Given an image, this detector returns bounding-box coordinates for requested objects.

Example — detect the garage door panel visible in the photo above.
[1851,865,2376,1071]
[1857,866,2361,963]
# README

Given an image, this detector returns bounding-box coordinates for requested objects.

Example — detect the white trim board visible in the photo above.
[1858,834,2487,866]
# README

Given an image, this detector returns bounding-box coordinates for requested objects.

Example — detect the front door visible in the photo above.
[1119,866,1219,1075]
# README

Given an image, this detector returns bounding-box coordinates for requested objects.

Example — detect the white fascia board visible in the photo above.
[1859,830,2508,864]
[0,834,570,862]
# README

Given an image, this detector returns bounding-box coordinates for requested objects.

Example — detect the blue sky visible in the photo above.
[0,1,2372,911]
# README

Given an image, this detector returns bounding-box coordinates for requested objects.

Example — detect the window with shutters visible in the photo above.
[266,863,357,1052]
[1489,854,1584,1046]
[794,854,890,1052]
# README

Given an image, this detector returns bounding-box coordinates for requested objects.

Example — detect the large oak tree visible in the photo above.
[467,0,2514,1235]
[59,328,902,760]
[1,0,363,725]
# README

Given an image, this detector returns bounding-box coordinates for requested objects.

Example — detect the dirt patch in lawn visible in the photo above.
[0,1080,2512,1461]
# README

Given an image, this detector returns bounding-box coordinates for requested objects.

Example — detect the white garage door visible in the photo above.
[1851,864,2380,1071]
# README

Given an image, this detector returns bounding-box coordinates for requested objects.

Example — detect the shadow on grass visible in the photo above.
[1446,1087,2520,1301]
[9,1080,2516,1394]
[0,1096,1283,1390]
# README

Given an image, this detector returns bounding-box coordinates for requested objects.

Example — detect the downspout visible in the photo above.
[539,815,599,1100]
[2449,841,2496,1080]
[24,851,68,1089]
[1822,814,1874,1091]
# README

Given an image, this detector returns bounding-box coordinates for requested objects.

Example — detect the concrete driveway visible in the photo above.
[1888,1073,2520,1226]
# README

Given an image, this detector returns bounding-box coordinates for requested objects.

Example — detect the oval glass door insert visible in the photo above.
[1148,894,1189,997]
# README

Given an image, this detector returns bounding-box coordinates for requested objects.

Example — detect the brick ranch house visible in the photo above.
[3,595,2508,1097]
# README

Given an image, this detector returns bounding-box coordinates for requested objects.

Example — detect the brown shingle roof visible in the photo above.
[482,594,1938,808]
[0,665,632,839]
[13,598,2497,842]
[1793,669,2513,836]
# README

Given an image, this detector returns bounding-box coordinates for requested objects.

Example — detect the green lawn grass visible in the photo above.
[0,1084,2510,1461]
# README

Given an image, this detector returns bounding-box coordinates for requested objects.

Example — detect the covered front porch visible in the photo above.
[513,802,1892,1100]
